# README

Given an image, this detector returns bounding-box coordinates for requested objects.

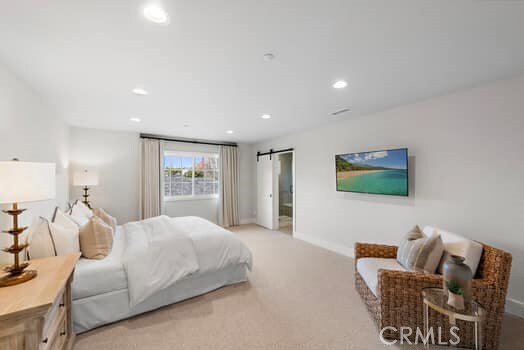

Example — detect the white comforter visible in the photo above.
[122,215,252,307]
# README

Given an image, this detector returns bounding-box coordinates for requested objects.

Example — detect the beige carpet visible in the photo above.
[75,224,523,350]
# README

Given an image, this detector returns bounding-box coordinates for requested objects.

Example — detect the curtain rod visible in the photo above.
[257,148,294,161]
[140,133,238,147]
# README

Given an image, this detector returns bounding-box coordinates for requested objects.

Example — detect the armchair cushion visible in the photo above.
[356,258,406,296]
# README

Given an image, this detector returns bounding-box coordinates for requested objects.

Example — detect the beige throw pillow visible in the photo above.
[413,232,444,273]
[79,216,114,260]
[92,208,117,232]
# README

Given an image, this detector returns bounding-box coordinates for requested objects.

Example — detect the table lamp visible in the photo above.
[0,159,56,287]
[73,170,98,208]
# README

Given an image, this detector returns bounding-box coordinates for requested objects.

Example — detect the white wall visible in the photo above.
[69,128,255,225]
[69,127,140,224]
[253,75,524,314]
[0,61,69,263]
[165,198,218,223]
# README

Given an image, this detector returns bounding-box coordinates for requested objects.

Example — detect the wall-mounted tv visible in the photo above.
[335,148,408,196]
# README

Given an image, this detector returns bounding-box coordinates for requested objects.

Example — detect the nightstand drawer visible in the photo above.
[41,288,66,347]
[49,314,68,350]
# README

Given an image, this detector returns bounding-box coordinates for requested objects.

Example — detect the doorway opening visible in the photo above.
[277,152,293,234]
[256,149,296,235]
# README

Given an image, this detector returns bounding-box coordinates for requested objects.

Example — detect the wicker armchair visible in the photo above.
[354,242,512,350]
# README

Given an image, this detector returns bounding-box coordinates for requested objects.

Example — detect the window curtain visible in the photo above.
[139,138,162,219]
[218,145,239,227]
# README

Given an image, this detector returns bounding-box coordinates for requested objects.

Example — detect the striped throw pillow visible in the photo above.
[397,225,424,269]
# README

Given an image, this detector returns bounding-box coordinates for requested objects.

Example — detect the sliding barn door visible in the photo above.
[256,155,274,229]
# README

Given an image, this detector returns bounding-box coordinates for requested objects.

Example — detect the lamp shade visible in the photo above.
[73,170,99,186]
[0,161,56,204]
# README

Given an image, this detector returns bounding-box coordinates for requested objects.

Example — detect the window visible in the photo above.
[163,152,219,200]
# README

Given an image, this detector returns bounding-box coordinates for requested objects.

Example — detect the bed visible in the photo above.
[71,216,253,333]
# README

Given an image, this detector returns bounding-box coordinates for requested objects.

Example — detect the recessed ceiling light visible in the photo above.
[263,53,275,61]
[132,87,148,96]
[331,108,351,116]
[261,114,271,119]
[226,130,234,134]
[130,117,141,123]
[143,4,169,24]
[333,80,347,89]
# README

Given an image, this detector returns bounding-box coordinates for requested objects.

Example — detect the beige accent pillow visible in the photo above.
[92,208,117,232]
[396,225,424,269]
[79,216,114,260]
[413,232,444,274]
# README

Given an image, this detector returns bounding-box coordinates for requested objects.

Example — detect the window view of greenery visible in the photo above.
[164,154,219,198]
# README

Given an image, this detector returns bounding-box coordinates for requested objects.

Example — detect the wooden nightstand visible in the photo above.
[0,253,80,350]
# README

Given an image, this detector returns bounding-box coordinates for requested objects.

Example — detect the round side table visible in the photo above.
[422,288,485,350]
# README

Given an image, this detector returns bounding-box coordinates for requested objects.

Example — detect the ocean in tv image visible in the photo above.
[336,148,408,196]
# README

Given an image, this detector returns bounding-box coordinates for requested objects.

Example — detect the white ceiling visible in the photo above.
[1,0,524,143]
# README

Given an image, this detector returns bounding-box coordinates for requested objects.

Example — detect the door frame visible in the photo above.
[273,150,296,235]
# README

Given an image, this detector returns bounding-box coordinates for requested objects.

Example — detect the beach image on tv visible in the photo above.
[336,149,408,196]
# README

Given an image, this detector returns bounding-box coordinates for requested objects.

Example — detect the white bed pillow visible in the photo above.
[70,200,92,217]
[54,207,79,230]
[68,213,90,227]
[69,200,93,227]
[51,208,80,255]
[26,217,56,259]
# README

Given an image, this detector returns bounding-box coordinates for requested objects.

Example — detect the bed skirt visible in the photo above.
[73,263,249,333]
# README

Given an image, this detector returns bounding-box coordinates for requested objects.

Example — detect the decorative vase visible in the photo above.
[447,292,465,310]
[442,255,473,302]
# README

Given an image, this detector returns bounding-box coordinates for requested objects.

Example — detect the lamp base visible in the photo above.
[0,269,37,288]
[82,186,92,209]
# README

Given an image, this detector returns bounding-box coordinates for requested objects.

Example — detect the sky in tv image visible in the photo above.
[340,149,407,170]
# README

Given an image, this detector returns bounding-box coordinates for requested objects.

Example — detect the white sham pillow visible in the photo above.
[70,200,93,219]
[54,207,79,230]
[67,213,90,227]
[68,201,92,227]
[52,208,80,255]
[26,217,56,259]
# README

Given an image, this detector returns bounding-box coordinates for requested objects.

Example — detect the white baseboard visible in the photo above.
[506,298,524,318]
[240,217,256,225]
[294,231,354,258]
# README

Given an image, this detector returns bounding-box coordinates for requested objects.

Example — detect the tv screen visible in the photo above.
[335,148,408,196]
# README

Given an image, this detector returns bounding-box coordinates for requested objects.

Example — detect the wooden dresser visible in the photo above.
[0,253,80,350]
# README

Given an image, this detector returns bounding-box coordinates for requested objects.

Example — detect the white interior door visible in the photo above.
[256,155,274,229]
